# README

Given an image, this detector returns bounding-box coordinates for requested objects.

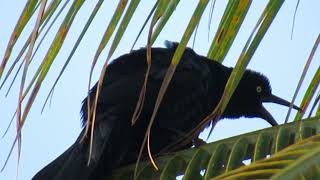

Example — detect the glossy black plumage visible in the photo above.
[32,42,299,180]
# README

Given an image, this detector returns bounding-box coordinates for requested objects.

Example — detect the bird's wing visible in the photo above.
[84,58,212,169]
[33,47,214,180]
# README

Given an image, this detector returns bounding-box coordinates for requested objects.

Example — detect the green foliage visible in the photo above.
[110,116,320,179]
[1,0,320,179]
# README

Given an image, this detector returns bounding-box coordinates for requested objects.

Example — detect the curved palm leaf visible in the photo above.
[1,1,320,179]
[109,116,320,179]
[213,134,320,179]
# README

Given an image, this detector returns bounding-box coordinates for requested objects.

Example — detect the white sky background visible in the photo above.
[0,1,319,179]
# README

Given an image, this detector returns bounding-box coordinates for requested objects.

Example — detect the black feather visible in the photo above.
[33,41,298,180]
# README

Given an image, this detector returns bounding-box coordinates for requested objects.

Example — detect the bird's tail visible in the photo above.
[32,132,96,180]
[32,113,123,180]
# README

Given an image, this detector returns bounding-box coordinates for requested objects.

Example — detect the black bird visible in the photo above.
[33,41,300,180]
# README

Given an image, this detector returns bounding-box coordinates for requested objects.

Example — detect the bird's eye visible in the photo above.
[256,86,262,93]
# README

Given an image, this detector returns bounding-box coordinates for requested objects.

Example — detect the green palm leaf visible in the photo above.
[109,116,320,179]
[1,1,319,179]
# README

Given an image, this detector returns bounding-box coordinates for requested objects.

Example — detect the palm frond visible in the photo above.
[109,116,320,179]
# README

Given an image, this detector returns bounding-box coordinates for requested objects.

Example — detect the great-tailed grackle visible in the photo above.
[32,41,300,180]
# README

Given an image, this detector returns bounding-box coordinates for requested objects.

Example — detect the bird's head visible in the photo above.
[224,70,301,126]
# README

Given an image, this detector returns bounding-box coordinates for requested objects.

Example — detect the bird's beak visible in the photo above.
[263,94,301,111]
[259,94,301,126]
[258,107,278,126]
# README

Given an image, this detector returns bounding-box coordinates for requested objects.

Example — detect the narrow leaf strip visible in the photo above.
[207,0,252,62]
[130,1,158,51]
[42,0,104,112]
[309,91,320,117]
[150,0,181,45]
[305,67,320,118]
[0,0,64,91]
[15,1,47,177]
[21,0,85,130]
[285,34,320,123]
[134,0,209,178]
[0,0,38,78]
[84,0,128,141]
[292,34,320,121]
[134,0,171,176]
[21,0,70,100]
[88,0,140,165]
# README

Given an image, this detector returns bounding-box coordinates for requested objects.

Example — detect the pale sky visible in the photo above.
[0,1,319,179]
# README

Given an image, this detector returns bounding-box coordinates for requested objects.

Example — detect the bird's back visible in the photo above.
[33,43,229,180]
